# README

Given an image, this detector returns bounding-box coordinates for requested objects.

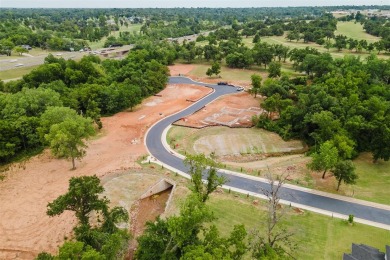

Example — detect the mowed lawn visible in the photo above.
[208,194,390,259]
[335,21,381,43]
[88,24,142,49]
[348,153,390,205]
[0,65,38,80]
[189,63,265,82]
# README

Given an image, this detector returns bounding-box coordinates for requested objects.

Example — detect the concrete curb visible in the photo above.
[144,76,390,231]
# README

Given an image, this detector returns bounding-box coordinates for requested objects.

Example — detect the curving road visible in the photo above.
[145,76,390,229]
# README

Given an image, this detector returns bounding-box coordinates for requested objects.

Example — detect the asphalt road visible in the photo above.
[146,76,390,227]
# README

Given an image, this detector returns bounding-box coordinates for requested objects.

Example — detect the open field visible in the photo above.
[0,49,51,61]
[189,63,266,82]
[88,24,142,49]
[208,193,390,259]
[168,126,305,157]
[335,21,381,43]
[242,34,388,60]
[0,65,38,81]
[344,153,390,205]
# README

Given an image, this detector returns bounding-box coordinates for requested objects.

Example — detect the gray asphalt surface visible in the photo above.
[146,76,390,226]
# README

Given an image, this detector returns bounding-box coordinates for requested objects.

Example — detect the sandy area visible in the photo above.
[0,73,211,259]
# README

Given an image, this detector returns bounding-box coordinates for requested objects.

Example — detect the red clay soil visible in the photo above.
[0,72,211,259]
[174,91,263,128]
[128,188,172,258]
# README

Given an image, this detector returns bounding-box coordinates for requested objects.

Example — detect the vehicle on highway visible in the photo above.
[217,81,228,85]
[14,63,24,67]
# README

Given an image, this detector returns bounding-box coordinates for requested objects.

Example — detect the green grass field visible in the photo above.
[346,154,390,205]
[335,21,381,43]
[208,194,390,259]
[88,24,142,49]
[189,63,266,82]
[0,65,38,80]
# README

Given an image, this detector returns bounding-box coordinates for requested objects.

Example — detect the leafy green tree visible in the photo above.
[45,116,95,170]
[136,194,246,260]
[184,153,226,203]
[182,225,247,260]
[13,46,28,56]
[206,62,221,77]
[334,35,347,51]
[0,39,15,56]
[310,111,341,144]
[211,62,221,76]
[268,61,281,78]
[46,175,129,258]
[136,195,214,260]
[286,31,300,42]
[38,106,79,142]
[250,74,262,98]
[253,34,261,43]
[226,51,253,69]
[308,141,339,179]
[47,175,108,226]
[57,241,105,260]
[332,160,358,191]
[253,42,273,69]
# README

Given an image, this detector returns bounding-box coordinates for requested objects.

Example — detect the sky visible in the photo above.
[1,0,388,8]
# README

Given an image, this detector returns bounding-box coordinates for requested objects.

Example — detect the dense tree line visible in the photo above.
[1,6,388,53]
[254,54,390,162]
[0,45,169,164]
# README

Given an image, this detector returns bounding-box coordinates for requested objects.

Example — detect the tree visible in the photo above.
[47,175,108,226]
[250,74,262,98]
[135,195,214,259]
[184,153,226,203]
[45,116,95,170]
[308,141,339,179]
[57,241,105,260]
[286,31,300,42]
[46,175,129,257]
[325,39,332,52]
[206,62,221,77]
[253,34,261,43]
[250,171,295,259]
[253,42,273,69]
[268,61,281,78]
[0,39,15,56]
[182,225,247,260]
[136,194,246,260]
[334,35,347,52]
[332,160,358,191]
[13,46,28,56]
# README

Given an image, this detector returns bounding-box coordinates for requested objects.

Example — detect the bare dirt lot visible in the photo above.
[0,68,211,259]
[174,91,263,128]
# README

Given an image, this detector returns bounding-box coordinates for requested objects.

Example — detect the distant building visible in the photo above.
[343,244,389,260]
